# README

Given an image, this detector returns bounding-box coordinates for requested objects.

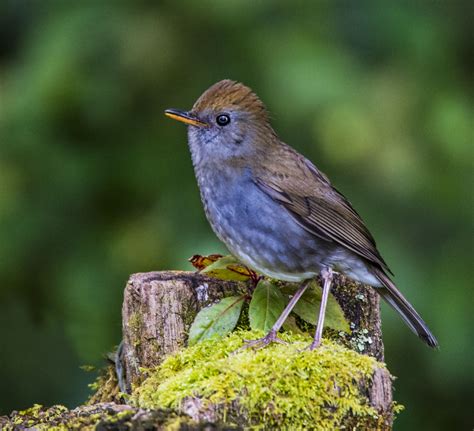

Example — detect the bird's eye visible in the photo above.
[216,114,230,126]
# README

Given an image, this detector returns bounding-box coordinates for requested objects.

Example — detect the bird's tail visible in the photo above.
[373,268,438,348]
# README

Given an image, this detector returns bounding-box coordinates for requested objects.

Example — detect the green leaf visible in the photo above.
[289,280,350,333]
[249,280,287,332]
[188,295,245,345]
[200,255,257,281]
[282,314,305,335]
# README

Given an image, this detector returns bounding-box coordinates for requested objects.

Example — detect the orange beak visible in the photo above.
[164,109,208,127]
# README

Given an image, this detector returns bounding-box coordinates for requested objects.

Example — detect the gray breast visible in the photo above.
[195,165,334,281]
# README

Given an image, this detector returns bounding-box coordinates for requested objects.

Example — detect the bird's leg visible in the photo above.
[240,279,312,350]
[309,267,333,350]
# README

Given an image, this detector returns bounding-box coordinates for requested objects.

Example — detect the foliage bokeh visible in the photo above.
[0,1,472,429]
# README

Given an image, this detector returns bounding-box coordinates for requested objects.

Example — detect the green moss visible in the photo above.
[4,397,223,430]
[128,311,143,348]
[182,301,200,330]
[7,404,75,430]
[3,331,398,430]
[5,404,141,430]
[86,363,123,405]
[131,330,388,430]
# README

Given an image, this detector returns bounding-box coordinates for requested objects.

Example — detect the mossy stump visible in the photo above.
[2,270,398,430]
[120,271,395,429]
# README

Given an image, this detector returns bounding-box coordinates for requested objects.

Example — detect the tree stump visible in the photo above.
[120,270,394,429]
[2,270,396,430]
[121,271,249,392]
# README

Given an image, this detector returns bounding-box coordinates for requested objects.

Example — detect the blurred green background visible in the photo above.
[0,1,472,429]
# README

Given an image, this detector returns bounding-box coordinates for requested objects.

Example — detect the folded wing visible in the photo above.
[254,157,391,274]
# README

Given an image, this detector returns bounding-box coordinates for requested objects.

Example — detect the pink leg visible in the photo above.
[309,267,333,350]
[241,278,312,350]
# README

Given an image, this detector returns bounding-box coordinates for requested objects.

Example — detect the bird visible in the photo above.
[164,79,438,350]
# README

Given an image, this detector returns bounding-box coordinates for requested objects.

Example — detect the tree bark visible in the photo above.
[121,271,249,392]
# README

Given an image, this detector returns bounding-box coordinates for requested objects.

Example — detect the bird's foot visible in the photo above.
[238,329,287,352]
[298,335,324,352]
[307,339,322,351]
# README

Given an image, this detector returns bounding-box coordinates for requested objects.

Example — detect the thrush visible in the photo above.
[165,79,438,349]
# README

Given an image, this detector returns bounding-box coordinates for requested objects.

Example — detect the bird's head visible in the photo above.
[165,80,276,165]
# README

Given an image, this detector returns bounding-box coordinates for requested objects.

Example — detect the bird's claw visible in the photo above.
[236,330,287,352]
[309,341,320,350]
[298,339,322,353]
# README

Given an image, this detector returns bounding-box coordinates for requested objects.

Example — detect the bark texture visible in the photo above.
[121,271,249,391]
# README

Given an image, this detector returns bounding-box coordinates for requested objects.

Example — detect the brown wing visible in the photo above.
[254,155,392,274]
